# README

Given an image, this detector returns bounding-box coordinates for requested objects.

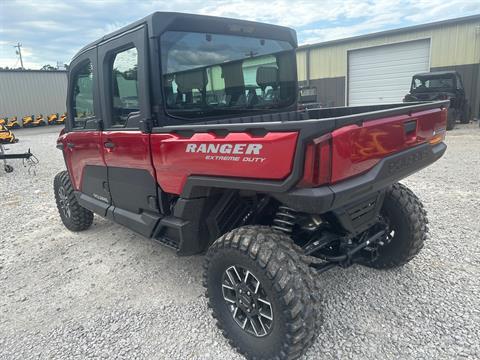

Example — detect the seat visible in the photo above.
[256,66,279,102]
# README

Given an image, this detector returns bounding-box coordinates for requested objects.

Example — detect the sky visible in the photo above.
[0,0,479,69]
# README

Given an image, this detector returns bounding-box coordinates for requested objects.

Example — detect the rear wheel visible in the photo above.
[204,226,322,360]
[446,108,456,130]
[54,170,93,231]
[360,183,428,269]
[460,105,470,124]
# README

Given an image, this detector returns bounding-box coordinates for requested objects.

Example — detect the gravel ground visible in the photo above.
[0,124,479,360]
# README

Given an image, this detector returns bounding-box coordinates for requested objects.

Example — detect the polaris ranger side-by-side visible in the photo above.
[54,13,448,359]
[404,71,470,130]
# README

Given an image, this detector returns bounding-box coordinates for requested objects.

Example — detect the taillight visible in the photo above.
[429,108,447,144]
[299,134,332,187]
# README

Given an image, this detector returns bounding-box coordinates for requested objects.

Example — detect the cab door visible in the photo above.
[63,48,111,216]
[98,26,160,237]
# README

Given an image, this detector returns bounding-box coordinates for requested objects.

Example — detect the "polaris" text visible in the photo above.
[185,143,263,155]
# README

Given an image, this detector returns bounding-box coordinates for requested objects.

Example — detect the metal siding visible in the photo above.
[0,71,68,119]
[297,18,480,79]
[296,50,307,81]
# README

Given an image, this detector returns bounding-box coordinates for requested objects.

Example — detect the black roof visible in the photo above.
[73,12,297,61]
[413,71,459,77]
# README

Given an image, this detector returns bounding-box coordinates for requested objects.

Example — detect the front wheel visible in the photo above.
[54,171,93,231]
[204,226,322,360]
[360,183,428,269]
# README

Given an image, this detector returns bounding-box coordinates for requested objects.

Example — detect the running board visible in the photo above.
[154,236,180,251]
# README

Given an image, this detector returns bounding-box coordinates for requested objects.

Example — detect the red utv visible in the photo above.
[54,12,448,359]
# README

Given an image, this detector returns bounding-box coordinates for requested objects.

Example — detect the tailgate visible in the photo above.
[329,107,447,183]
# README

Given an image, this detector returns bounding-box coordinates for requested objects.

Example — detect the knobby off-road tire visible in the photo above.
[203,226,322,360]
[362,183,428,269]
[459,106,470,124]
[54,170,93,232]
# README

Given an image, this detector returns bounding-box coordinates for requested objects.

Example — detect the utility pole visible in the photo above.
[13,43,24,69]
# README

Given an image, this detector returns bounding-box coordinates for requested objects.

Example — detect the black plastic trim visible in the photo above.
[80,165,111,205]
[74,190,161,238]
[75,191,110,217]
[271,142,447,214]
[113,207,161,238]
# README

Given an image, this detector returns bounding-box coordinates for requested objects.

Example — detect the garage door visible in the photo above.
[348,39,430,105]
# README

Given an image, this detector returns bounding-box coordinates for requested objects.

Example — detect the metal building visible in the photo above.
[0,70,68,121]
[297,14,480,119]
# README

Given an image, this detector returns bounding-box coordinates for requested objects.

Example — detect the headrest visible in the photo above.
[256,66,279,88]
[175,70,208,92]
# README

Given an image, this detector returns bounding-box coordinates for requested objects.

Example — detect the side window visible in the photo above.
[111,47,139,127]
[72,60,94,128]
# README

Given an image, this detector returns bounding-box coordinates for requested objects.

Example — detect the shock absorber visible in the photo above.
[272,205,298,234]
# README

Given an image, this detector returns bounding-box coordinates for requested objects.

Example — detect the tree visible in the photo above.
[40,64,56,71]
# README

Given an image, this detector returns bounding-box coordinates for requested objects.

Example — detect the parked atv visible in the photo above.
[0,125,18,144]
[54,12,448,360]
[23,114,46,128]
[404,71,470,130]
[6,117,21,129]
[57,113,67,125]
[22,115,35,128]
[0,117,21,129]
[47,113,58,125]
[298,86,325,110]
[34,114,46,126]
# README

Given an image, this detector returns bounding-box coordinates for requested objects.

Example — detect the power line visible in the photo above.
[13,43,24,69]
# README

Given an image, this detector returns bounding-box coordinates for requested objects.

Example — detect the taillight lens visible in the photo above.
[299,134,332,187]
[429,108,447,144]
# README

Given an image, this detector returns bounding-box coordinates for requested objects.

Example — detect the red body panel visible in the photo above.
[60,131,105,191]
[329,108,447,183]
[102,131,155,179]
[61,107,446,196]
[151,132,298,194]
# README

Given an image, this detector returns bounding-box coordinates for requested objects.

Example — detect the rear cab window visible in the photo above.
[160,31,296,121]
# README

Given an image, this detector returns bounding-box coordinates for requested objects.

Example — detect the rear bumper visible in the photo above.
[272,142,447,214]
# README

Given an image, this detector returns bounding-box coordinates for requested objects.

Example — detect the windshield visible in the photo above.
[412,76,455,91]
[160,31,296,119]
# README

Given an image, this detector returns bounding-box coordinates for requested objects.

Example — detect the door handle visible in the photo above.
[104,141,115,149]
[66,142,75,149]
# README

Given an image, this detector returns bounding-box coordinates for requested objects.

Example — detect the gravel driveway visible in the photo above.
[1,124,479,359]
